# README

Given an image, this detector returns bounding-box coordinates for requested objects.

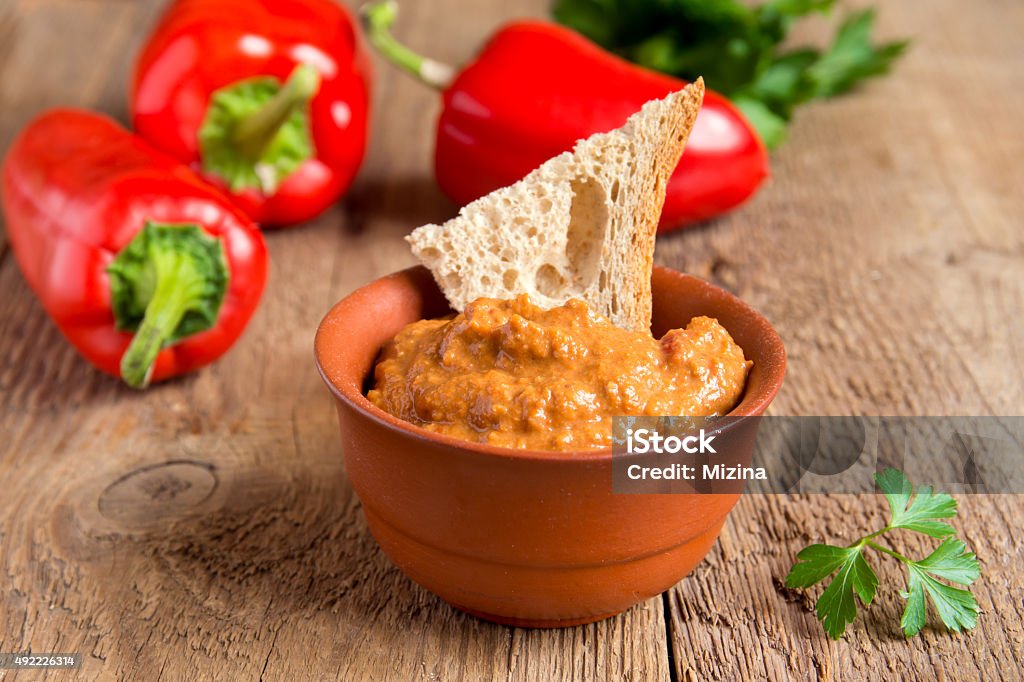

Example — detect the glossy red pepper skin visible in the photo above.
[132,0,371,226]
[1,110,268,384]
[435,22,769,231]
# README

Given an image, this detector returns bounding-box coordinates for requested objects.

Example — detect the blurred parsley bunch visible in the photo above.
[552,0,908,148]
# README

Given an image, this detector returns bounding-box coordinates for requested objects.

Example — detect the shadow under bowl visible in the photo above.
[315,265,785,628]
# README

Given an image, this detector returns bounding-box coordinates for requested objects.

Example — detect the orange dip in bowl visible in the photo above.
[367,294,751,451]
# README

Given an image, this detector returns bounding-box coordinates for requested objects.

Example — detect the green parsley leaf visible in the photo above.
[551,0,908,150]
[755,0,833,48]
[875,468,957,538]
[743,49,818,115]
[806,10,910,98]
[761,0,833,15]
[850,552,879,606]
[900,536,980,636]
[732,95,789,149]
[550,0,621,48]
[913,537,981,586]
[786,543,860,588]
[875,467,912,514]
[899,570,928,637]
[814,549,877,640]
[786,544,877,639]
[902,565,979,636]
[814,556,859,639]
[786,470,980,640]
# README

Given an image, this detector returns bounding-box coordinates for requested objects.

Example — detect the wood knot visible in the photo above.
[98,460,217,527]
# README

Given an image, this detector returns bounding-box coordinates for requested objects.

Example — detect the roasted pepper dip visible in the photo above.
[367,295,751,451]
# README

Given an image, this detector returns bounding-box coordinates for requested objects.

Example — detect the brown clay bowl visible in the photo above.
[315,265,785,628]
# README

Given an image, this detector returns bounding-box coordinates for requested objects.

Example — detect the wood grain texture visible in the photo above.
[0,0,1020,680]
[655,0,1024,678]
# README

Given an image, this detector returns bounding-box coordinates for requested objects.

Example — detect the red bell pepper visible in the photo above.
[363,3,768,231]
[132,0,372,227]
[1,110,268,388]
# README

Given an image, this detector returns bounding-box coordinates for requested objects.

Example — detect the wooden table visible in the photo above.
[1,0,1021,679]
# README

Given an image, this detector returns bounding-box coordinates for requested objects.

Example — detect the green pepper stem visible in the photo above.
[232,63,322,160]
[361,1,455,89]
[119,251,207,389]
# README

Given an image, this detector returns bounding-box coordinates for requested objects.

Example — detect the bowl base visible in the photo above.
[448,602,625,628]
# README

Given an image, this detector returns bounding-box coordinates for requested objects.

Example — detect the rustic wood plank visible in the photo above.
[667,494,1024,681]
[0,0,667,680]
[0,0,165,252]
[657,0,1024,678]
[1,0,1021,679]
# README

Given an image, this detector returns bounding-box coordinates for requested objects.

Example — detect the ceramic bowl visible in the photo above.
[315,265,785,627]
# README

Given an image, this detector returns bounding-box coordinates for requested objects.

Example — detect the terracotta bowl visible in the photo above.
[315,265,785,628]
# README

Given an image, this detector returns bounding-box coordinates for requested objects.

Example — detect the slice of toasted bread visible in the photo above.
[407,79,704,332]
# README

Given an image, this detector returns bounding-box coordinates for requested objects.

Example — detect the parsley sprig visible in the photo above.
[553,0,909,149]
[786,469,980,639]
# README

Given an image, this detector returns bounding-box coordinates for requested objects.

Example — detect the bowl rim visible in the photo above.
[314,265,786,463]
